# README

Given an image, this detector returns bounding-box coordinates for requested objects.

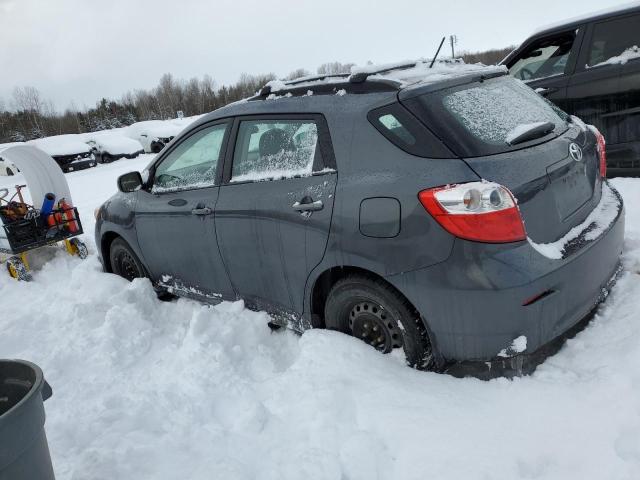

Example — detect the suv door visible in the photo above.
[506,29,584,109]
[215,115,337,327]
[134,121,235,301]
[571,12,640,171]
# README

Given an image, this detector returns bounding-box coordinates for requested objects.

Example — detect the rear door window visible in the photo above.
[586,14,640,68]
[230,119,324,182]
[509,32,576,81]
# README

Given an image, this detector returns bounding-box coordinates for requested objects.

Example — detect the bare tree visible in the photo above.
[286,68,311,80]
[317,62,355,75]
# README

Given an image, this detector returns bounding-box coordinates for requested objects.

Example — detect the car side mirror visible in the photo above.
[117,171,143,193]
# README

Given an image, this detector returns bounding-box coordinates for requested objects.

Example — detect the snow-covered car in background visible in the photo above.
[0,142,23,175]
[125,121,184,154]
[28,135,97,173]
[85,133,144,163]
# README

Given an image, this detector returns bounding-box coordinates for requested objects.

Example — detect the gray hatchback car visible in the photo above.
[95,61,624,376]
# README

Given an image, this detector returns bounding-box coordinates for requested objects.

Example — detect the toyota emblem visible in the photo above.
[569,143,583,162]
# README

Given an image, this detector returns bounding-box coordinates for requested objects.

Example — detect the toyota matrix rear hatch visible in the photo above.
[401,74,605,249]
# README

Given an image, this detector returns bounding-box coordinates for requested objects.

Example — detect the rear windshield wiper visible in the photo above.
[506,121,555,146]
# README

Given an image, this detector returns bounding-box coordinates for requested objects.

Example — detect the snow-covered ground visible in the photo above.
[1,159,639,480]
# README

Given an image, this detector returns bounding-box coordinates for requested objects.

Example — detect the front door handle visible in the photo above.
[292,199,324,212]
[191,207,212,216]
[534,87,558,96]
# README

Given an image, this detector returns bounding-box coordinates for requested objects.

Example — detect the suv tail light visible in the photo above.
[592,127,607,178]
[418,182,526,243]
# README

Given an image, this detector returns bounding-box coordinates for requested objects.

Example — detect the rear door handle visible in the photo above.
[191,207,212,216]
[292,199,324,212]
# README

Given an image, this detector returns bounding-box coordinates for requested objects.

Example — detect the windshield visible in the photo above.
[404,76,568,157]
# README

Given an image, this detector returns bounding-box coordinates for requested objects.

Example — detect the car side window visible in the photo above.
[230,119,323,182]
[509,32,576,81]
[586,14,640,68]
[152,123,227,193]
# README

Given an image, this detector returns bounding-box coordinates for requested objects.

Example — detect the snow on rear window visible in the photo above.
[231,120,320,182]
[442,77,563,145]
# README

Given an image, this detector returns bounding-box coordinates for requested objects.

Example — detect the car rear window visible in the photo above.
[403,76,568,157]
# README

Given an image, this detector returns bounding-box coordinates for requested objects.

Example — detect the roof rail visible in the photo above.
[348,61,418,83]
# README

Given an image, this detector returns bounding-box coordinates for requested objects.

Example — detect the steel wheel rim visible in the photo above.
[348,301,403,353]
[117,251,141,281]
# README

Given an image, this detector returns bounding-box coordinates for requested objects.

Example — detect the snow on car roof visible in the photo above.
[353,59,505,88]
[264,59,506,95]
[125,120,185,139]
[85,132,144,155]
[28,135,91,156]
[0,142,25,153]
[532,1,640,35]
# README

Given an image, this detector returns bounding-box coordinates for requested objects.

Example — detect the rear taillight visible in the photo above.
[592,127,607,178]
[418,182,526,243]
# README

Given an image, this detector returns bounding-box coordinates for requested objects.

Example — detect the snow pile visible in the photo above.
[2,163,640,479]
[528,182,621,259]
[28,135,91,156]
[589,45,640,68]
[85,132,144,155]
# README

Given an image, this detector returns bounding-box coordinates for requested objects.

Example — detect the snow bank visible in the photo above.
[28,135,91,156]
[528,182,621,259]
[2,163,640,479]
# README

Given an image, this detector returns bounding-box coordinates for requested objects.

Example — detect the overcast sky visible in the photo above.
[0,0,623,111]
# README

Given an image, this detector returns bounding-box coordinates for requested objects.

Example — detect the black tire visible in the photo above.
[109,238,146,282]
[109,237,176,300]
[6,167,14,176]
[324,275,435,370]
[101,153,112,164]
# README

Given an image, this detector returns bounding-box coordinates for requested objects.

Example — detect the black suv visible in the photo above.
[95,61,624,376]
[502,4,640,176]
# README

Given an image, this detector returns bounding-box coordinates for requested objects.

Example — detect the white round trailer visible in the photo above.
[0,145,73,204]
[0,145,86,280]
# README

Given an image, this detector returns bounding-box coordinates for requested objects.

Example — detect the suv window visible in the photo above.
[587,14,640,67]
[509,32,576,81]
[152,123,227,193]
[368,103,454,158]
[231,119,322,182]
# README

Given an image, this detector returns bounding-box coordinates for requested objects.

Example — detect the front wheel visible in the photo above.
[109,238,146,281]
[109,237,175,300]
[324,275,435,370]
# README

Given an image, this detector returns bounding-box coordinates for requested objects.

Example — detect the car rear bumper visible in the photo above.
[386,183,625,365]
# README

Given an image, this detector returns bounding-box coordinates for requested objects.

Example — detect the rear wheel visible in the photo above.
[324,275,435,370]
